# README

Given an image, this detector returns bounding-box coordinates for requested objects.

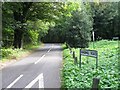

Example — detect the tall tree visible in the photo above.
[42,2,93,48]
[90,2,118,40]
[2,2,64,48]
[65,2,93,48]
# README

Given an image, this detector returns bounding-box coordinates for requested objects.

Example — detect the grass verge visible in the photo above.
[1,43,43,63]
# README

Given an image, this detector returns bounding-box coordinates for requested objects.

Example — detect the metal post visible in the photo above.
[92,31,95,49]
[96,56,98,69]
[96,51,98,69]
[79,49,81,68]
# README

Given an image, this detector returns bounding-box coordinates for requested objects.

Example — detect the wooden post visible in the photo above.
[70,48,72,54]
[73,51,78,65]
[92,78,100,90]
[79,49,81,68]
[73,51,75,59]
[73,51,75,63]
[67,44,72,54]
[74,57,77,64]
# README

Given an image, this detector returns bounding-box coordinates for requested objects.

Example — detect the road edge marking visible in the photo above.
[7,74,23,88]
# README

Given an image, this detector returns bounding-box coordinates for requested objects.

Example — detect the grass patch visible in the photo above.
[1,43,43,63]
[62,40,119,89]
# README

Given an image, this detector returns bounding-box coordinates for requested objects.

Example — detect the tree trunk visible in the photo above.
[18,29,23,49]
[13,29,18,48]
[13,28,23,49]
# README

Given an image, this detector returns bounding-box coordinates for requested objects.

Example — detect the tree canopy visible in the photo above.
[2,1,119,48]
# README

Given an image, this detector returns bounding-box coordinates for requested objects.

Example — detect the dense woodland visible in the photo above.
[2,2,119,48]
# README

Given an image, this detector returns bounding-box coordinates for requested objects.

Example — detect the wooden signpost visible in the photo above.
[72,51,78,64]
[92,78,100,89]
[79,49,98,69]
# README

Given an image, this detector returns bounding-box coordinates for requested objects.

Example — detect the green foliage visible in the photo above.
[25,20,51,44]
[62,40,119,88]
[2,2,119,48]
[2,2,65,48]
[23,30,39,45]
[2,28,14,47]
[41,3,78,43]
[42,2,93,48]
[2,48,28,61]
[2,44,40,62]
[91,2,119,40]
[65,5,93,48]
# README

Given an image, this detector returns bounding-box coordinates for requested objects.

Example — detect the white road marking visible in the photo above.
[35,45,53,64]
[7,74,23,88]
[38,73,44,88]
[47,45,53,53]
[25,73,44,88]
[34,55,45,64]
[47,48,51,53]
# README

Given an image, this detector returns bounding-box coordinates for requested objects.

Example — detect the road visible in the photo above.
[1,44,62,89]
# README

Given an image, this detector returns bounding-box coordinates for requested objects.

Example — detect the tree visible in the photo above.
[90,2,119,40]
[2,2,65,48]
[24,20,50,45]
[42,2,93,48]
[65,2,93,48]
[2,2,33,48]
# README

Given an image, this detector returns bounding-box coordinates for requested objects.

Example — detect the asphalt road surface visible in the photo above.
[1,44,62,89]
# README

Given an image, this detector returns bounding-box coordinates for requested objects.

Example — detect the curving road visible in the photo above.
[1,44,62,89]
